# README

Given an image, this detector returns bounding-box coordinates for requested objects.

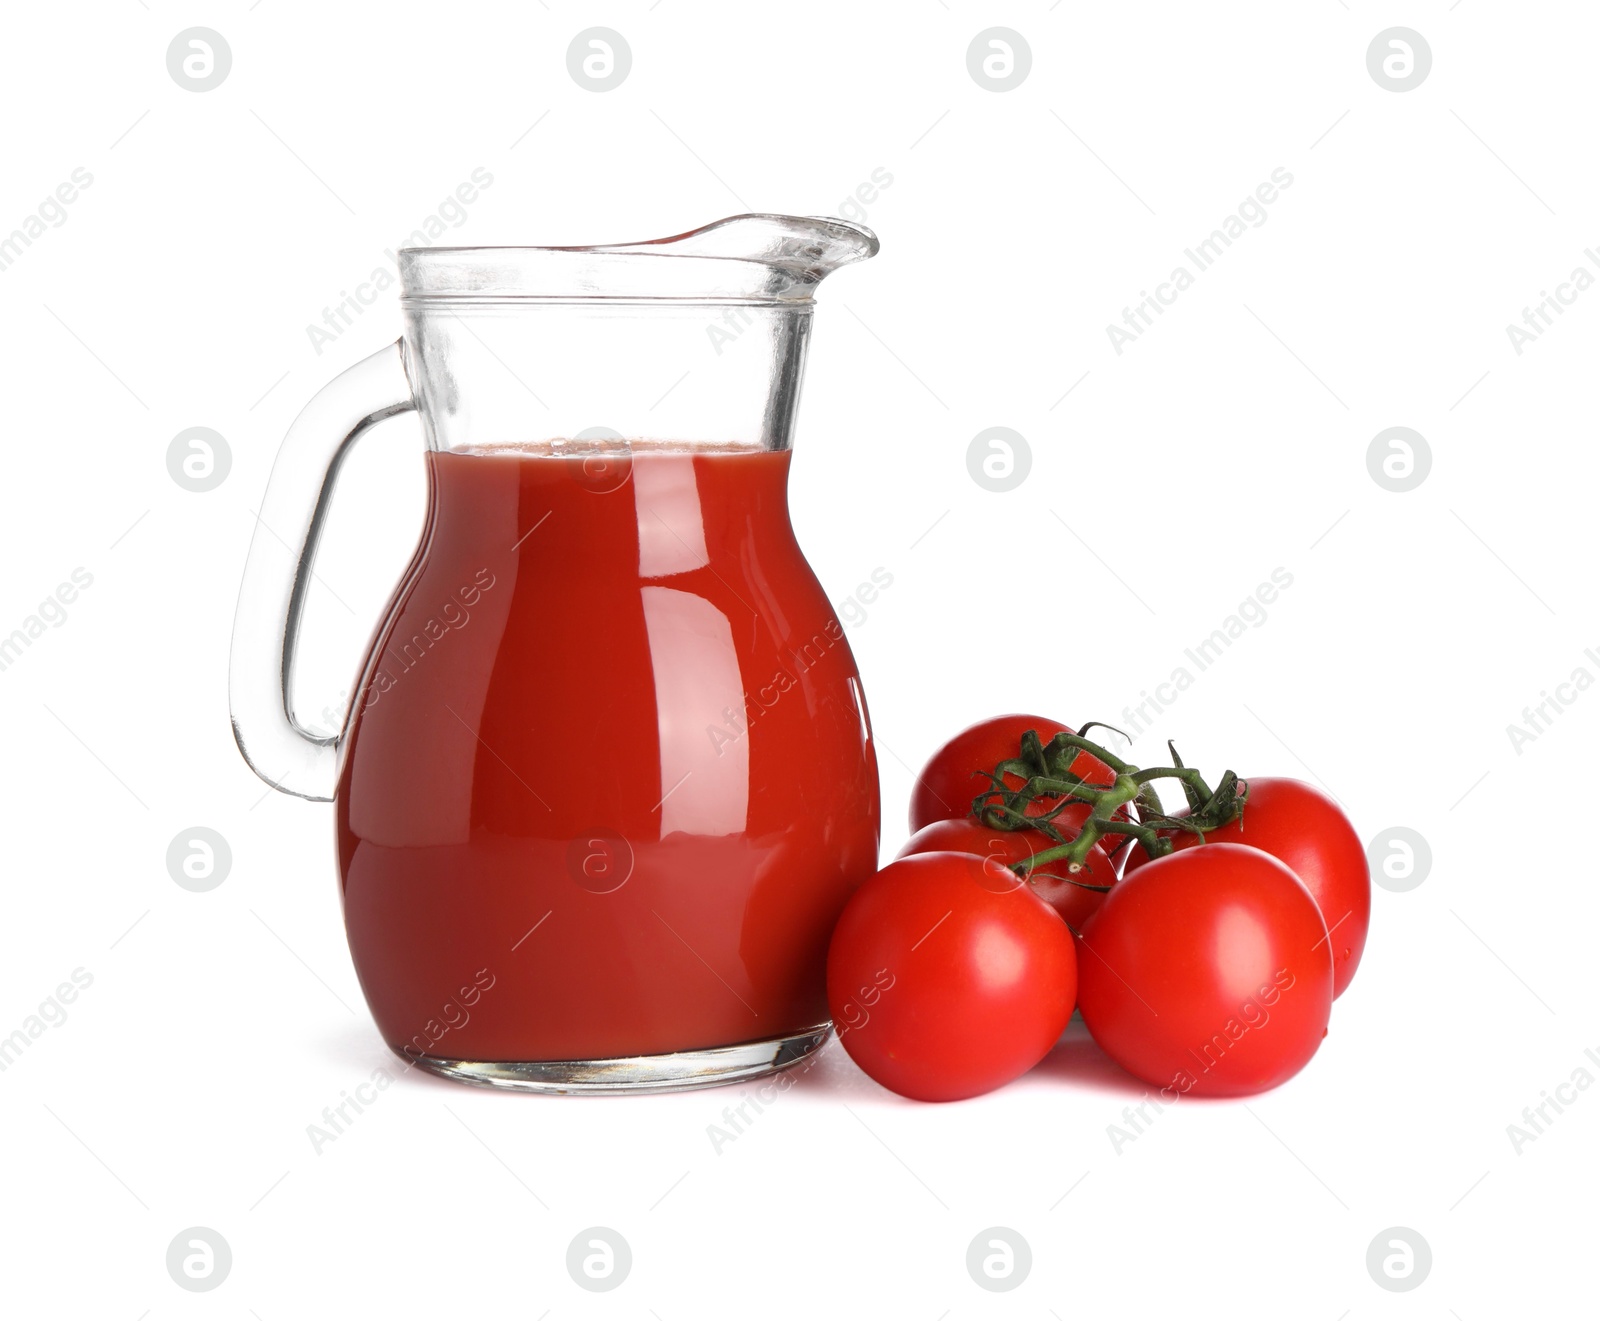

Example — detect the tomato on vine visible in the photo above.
[826,852,1077,1102]
[896,813,1117,930]
[1125,777,1370,997]
[907,714,1116,834]
[1077,844,1334,1097]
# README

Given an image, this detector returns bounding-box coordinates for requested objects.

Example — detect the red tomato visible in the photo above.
[1125,778,1370,998]
[896,814,1118,931]
[826,852,1077,1102]
[1077,844,1333,1098]
[908,714,1118,834]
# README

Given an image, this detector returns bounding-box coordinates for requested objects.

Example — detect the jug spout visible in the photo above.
[597,214,879,299]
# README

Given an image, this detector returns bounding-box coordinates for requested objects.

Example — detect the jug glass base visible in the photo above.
[401,1025,832,1095]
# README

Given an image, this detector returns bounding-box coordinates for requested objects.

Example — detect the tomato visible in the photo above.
[1125,778,1370,998]
[826,852,1077,1101]
[1077,843,1333,1098]
[908,714,1118,834]
[896,813,1118,931]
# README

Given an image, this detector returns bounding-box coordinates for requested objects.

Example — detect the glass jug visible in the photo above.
[231,215,881,1092]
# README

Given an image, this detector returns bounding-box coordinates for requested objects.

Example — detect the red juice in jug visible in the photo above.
[336,445,880,1066]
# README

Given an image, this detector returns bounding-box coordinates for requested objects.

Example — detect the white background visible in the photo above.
[1,2,1594,1315]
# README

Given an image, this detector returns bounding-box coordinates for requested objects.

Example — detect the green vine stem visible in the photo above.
[970,727,1249,878]
[1029,872,1115,895]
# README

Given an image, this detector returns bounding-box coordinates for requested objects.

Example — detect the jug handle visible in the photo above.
[229,340,416,801]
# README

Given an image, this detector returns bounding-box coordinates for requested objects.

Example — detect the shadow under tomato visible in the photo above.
[1023,1017,1153,1098]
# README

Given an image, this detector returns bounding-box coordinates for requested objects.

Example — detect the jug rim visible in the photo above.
[398,213,878,305]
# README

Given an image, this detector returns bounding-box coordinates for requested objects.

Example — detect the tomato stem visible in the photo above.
[1017,869,1114,894]
[972,726,1250,875]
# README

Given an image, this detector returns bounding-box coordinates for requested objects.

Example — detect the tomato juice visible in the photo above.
[336,445,880,1065]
